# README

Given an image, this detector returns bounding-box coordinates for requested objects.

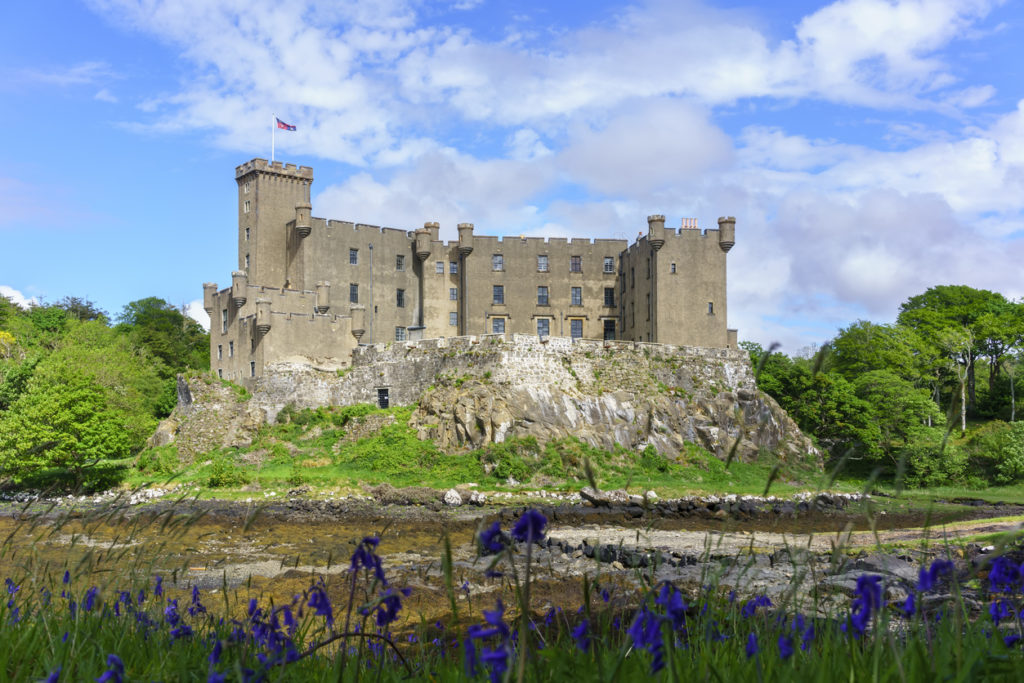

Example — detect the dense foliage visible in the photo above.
[0,296,208,486]
[746,285,1024,487]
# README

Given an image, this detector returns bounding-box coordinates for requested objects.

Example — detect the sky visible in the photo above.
[2,0,1023,354]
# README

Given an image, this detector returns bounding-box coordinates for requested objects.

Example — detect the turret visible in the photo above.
[231,271,248,308]
[255,299,272,335]
[414,224,433,262]
[350,305,366,342]
[294,202,312,238]
[315,281,330,314]
[457,223,475,256]
[717,216,735,253]
[203,283,218,315]
[647,215,666,251]
[425,221,440,241]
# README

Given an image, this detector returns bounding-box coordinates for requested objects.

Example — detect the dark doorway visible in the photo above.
[603,319,616,341]
[377,388,389,409]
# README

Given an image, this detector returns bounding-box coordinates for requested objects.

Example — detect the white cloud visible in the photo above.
[0,286,37,309]
[94,88,118,103]
[185,299,210,330]
[12,61,116,87]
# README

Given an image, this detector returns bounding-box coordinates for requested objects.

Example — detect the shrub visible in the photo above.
[207,452,249,488]
[897,443,968,488]
[135,445,180,475]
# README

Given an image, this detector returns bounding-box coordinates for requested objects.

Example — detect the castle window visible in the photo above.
[492,317,505,334]
[436,261,444,274]
[603,320,615,341]
[245,253,250,269]
[708,302,714,315]
[449,312,458,326]
[603,257,615,273]
[449,287,458,301]
[221,309,228,333]
[251,337,255,351]
[571,287,582,306]
[604,288,614,307]
[647,258,651,279]
[537,286,549,306]
[647,293,651,320]
[396,255,405,271]
[492,254,503,271]
[570,318,583,339]
[631,268,635,288]
[250,361,256,377]
[349,283,358,303]
[229,341,234,357]
[217,344,223,360]
[537,318,549,337]
[243,181,250,194]
[349,248,358,265]
[245,227,250,241]
[493,285,504,305]
[395,327,406,341]
[396,289,405,307]
[537,255,548,272]
[670,263,676,274]
[450,261,458,274]
[243,200,250,214]
[570,255,582,272]
[218,369,223,378]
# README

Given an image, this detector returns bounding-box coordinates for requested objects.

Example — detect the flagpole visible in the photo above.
[271,113,275,162]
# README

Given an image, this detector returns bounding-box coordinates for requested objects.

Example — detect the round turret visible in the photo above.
[315,281,330,314]
[231,271,248,308]
[350,305,366,342]
[255,299,272,335]
[294,202,312,238]
[647,214,666,251]
[414,225,432,262]
[457,223,475,256]
[203,282,218,315]
[717,216,735,253]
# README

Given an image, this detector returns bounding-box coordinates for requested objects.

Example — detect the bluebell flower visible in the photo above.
[84,587,98,613]
[480,645,510,683]
[601,588,610,603]
[792,614,805,632]
[137,590,145,606]
[375,588,407,628]
[990,599,1012,626]
[572,619,590,652]
[778,635,794,660]
[307,586,334,626]
[207,673,226,683]
[741,595,772,618]
[62,571,70,585]
[989,556,1022,593]
[901,593,916,618]
[801,624,815,651]
[45,666,60,683]
[655,583,687,630]
[170,624,193,640]
[745,633,759,659]
[351,536,388,585]
[511,509,547,543]
[628,605,665,673]
[95,654,124,683]
[188,585,207,616]
[5,578,18,595]
[917,559,954,592]
[1005,634,1022,647]
[464,638,478,677]
[848,575,883,636]
[209,639,223,665]
[479,522,504,553]
[154,576,163,597]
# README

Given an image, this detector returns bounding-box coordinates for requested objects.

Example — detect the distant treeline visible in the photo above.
[0,296,208,486]
[745,285,1024,487]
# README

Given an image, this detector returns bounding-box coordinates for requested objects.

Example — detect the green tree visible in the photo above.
[55,296,108,322]
[897,285,1006,411]
[851,370,943,458]
[829,321,929,383]
[116,297,209,376]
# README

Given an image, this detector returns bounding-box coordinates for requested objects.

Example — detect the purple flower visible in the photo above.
[62,571,70,585]
[45,667,60,683]
[480,645,510,683]
[207,674,226,683]
[990,599,1012,626]
[900,593,916,618]
[601,588,611,603]
[464,638,478,677]
[801,625,815,651]
[917,559,954,592]
[170,624,193,640]
[375,588,406,628]
[351,536,387,586]
[95,654,124,683]
[5,578,18,595]
[188,585,206,616]
[479,522,504,553]
[84,587,98,612]
[848,575,883,636]
[307,585,334,626]
[209,639,223,665]
[511,509,547,544]
[655,583,687,630]
[572,619,590,652]
[154,576,163,597]
[989,556,1022,593]
[778,635,794,660]
[741,595,772,618]
[627,605,665,673]
[745,633,759,659]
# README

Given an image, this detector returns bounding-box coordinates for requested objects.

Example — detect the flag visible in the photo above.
[276,117,296,131]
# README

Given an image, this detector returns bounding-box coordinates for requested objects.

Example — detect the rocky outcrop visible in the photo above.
[153,374,263,462]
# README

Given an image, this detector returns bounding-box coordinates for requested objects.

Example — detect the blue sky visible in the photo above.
[2,0,1023,352]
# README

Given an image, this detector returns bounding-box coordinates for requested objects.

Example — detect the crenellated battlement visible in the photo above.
[236,158,313,180]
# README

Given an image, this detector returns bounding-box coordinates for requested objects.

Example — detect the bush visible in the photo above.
[897,443,968,488]
[639,444,669,473]
[963,421,1024,485]
[135,446,180,475]
[207,452,250,488]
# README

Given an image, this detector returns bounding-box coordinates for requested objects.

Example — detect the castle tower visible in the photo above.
[234,159,313,288]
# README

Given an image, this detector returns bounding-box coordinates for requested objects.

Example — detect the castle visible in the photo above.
[204,158,738,386]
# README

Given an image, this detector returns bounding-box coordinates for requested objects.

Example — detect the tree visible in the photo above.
[829,321,929,384]
[116,297,209,376]
[851,370,943,458]
[897,285,1006,411]
[977,301,1024,394]
[55,296,108,322]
